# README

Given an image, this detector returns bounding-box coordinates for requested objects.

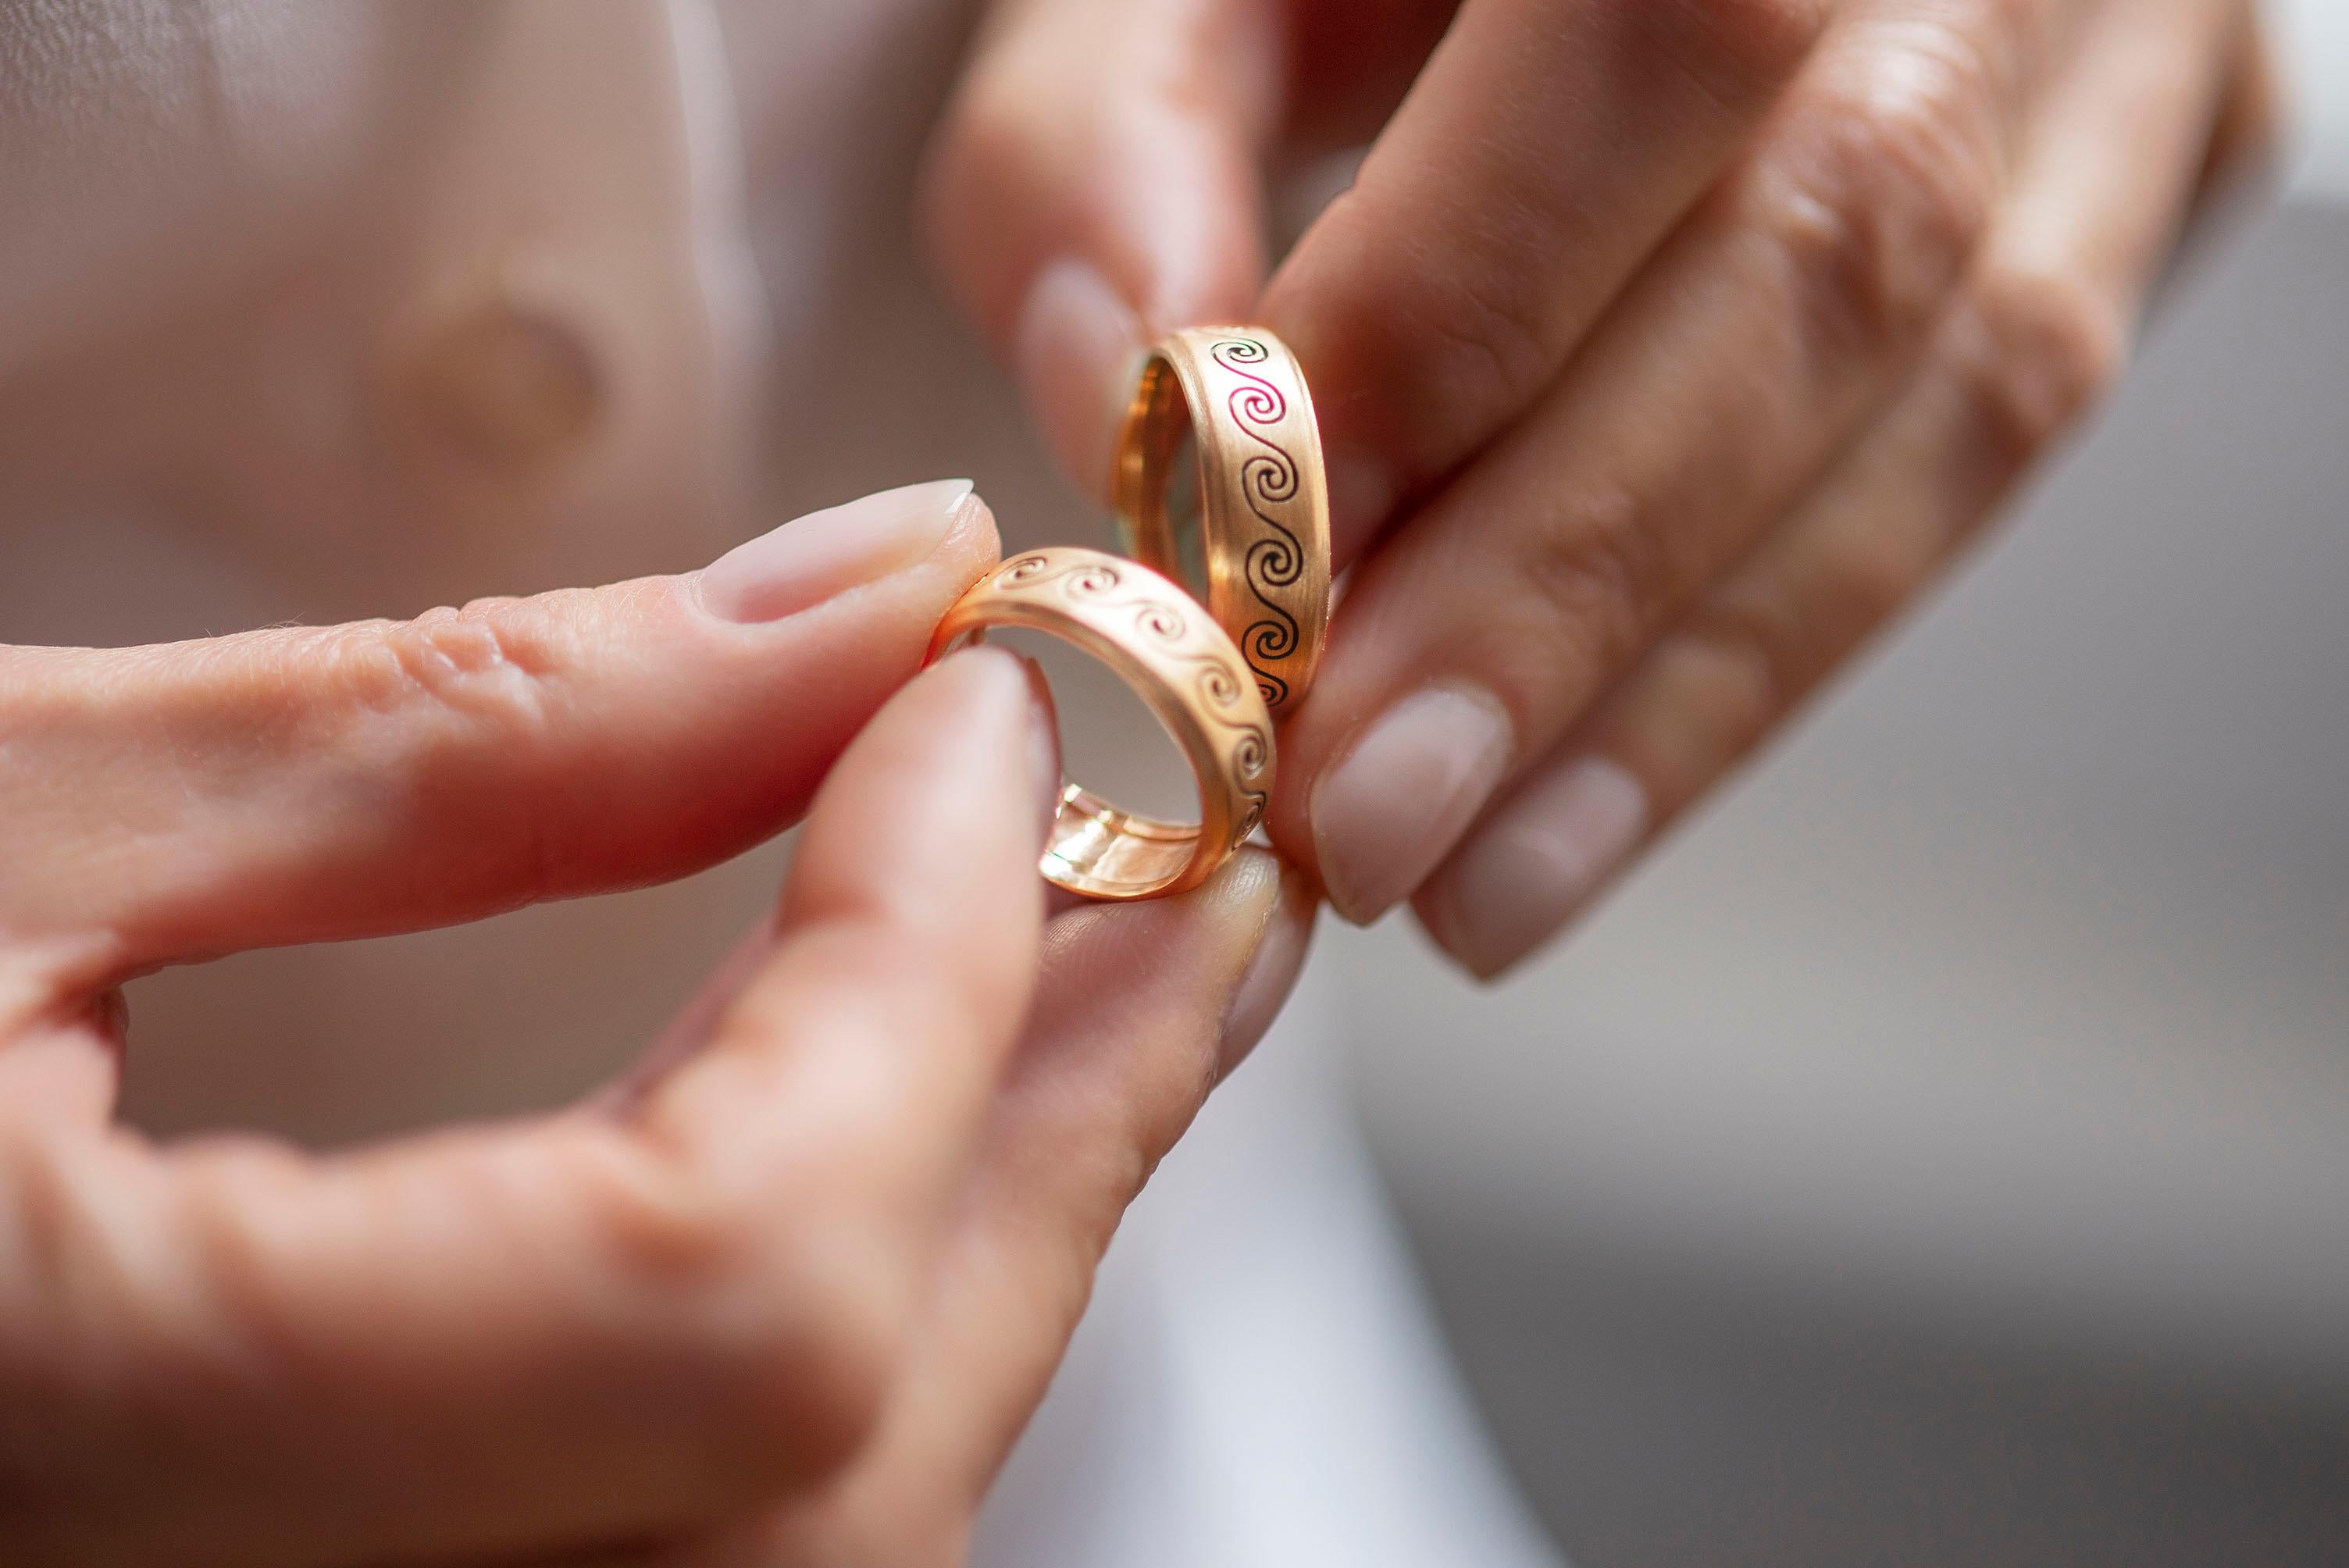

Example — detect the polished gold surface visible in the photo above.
[929,547,1274,900]
[1114,326,1331,713]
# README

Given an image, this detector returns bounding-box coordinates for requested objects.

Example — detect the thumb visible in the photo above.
[921,0,1281,496]
[0,479,997,984]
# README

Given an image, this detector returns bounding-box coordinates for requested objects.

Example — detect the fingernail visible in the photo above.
[1431,756,1648,978]
[698,478,977,623]
[1014,259,1145,499]
[1217,855,1317,1078]
[1313,685,1514,925]
[1017,654,1065,849]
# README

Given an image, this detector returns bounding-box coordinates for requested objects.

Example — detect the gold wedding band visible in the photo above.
[928,547,1274,901]
[1114,327,1331,713]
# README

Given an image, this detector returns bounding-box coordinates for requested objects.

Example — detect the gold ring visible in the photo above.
[929,547,1274,901]
[1113,326,1331,713]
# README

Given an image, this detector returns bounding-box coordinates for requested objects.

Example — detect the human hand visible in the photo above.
[0,478,1312,1566]
[925,0,2280,974]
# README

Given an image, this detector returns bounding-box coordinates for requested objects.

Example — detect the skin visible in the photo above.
[925,0,2283,976]
[0,490,1314,1566]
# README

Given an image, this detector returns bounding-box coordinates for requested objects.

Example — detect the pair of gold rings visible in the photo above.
[927,328,1330,900]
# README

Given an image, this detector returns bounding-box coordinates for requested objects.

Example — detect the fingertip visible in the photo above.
[1216,850,1320,1076]
[1412,754,1648,982]
[1414,885,1527,985]
[937,484,1003,583]
[785,641,1044,935]
[697,479,982,625]
[1014,258,1147,500]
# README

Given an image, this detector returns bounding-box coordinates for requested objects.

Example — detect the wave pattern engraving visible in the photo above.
[993,549,1271,836]
[1182,653,1271,836]
[1001,553,1122,598]
[1209,337,1306,708]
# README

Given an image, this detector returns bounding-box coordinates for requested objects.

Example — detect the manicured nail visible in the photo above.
[1431,756,1648,978]
[699,478,976,623]
[1217,854,1317,1078]
[1014,259,1145,499]
[1312,684,1515,925]
[1015,654,1065,849]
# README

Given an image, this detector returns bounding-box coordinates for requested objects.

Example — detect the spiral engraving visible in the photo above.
[1000,554,1123,600]
[1190,659,1242,711]
[1135,603,1188,642]
[1209,336,1309,704]
[993,552,1270,783]
[935,545,1271,900]
[1182,654,1272,836]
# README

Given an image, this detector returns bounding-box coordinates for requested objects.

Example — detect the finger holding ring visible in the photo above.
[928,547,1274,901]
[1114,327,1331,714]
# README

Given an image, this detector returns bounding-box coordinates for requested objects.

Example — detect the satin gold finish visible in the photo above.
[928,547,1274,901]
[1114,327,1331,713]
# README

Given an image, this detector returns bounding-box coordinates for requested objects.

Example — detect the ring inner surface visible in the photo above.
[1119,356,1212,604]
[1044,786,1198,896]
[950,622,1209,900]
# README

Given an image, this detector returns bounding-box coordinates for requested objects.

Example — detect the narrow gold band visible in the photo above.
[928,547,1274,901]
[1114,326,1331,713]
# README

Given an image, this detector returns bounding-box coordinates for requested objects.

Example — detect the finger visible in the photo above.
[0,1017,119,1127]
[1278,0,2087,923]
[610,655,1059,1111]
[1264,0,1833,557]
[686,852,1318,1564]
[0,479,996,989]
[1417,0,2236,977]
[2190,3,2284,223]
[0,951,125,1116]
[1,650,1055,1567]
[636,646,1059,1346]
[921,0,1283,490]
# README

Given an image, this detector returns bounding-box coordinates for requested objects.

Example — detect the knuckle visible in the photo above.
[1638,0,1832,109]
[1517,487,1684,681]
[1755,41,1998,360]
[1950,264,2129,461]
[340,598,563,735]
[1674,595,1805,743]
[1409,263,1566,429]
[1810,526,1924,636]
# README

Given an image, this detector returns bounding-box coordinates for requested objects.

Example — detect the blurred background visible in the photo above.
[20,3,2337,1563]
[1335,7,2349,1562]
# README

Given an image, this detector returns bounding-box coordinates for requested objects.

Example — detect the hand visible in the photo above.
[0,478,1313,1566]
[924,0,2280,975]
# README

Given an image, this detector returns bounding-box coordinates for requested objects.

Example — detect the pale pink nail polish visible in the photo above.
[1312,685,1515,925]
[1434,756,1648,978]
[699,478,975,623]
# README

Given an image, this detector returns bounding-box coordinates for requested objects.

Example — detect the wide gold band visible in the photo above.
[1114,326,1331,713]
[928,547,1274,900]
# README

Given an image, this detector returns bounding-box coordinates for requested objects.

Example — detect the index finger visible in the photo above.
[0,651,1054,1567]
